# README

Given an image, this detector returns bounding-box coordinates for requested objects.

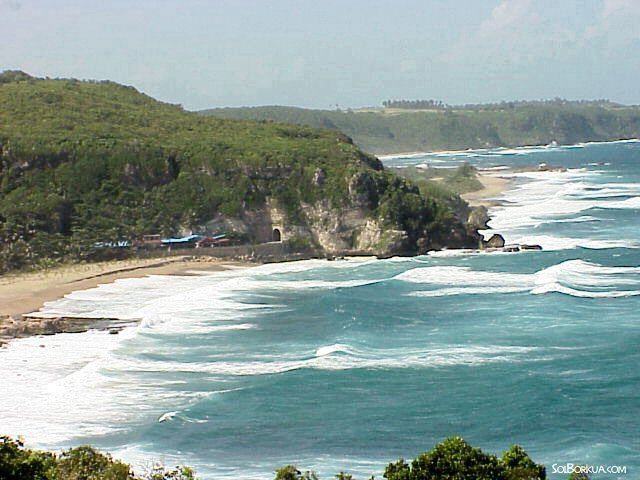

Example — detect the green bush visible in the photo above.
[383,437,545,480]
[53,446,133,480]
[0,437,197,480]
[0,436,56,480]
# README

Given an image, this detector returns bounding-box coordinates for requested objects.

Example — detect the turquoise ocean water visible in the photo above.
[1,140,639,479]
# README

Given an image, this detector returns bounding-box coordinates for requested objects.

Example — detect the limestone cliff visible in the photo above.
[0,73,481,271]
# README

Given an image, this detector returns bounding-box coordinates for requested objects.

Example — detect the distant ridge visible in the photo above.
[201,102,640,155]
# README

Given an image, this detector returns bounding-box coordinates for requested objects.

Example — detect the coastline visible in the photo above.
[376,137,640,160]
[0,256,252,343]
[462,173,510,207]
[0,141,523,344]
[0,169,512,343]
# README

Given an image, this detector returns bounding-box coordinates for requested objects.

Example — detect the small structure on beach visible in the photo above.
[161,234,202,247]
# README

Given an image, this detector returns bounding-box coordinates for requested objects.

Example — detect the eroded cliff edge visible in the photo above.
[0,72,480,272]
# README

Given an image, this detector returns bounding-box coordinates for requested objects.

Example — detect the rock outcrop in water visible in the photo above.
[483,233,506,249]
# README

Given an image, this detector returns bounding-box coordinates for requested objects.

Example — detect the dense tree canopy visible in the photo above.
[0,72,468,272]
[383,437,546,480]
[203,102,640,155]
[1,436,552,480]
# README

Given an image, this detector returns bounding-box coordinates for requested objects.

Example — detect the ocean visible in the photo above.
[1,140,639,479]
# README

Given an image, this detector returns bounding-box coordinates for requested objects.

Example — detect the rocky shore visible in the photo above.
[0,256,253,346]
[0,170,520,346]
[0,315,135,346]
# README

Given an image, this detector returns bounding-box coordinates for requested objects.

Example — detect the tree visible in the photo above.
[139,464,196,480]
[53,445,134,480]
[0,436,56,480]
[500,445,546,480]
[384,459,411,480]
[274,465,318,480]
[383,437,545,480]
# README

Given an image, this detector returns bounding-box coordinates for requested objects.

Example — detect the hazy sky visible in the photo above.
[2,0,639,109]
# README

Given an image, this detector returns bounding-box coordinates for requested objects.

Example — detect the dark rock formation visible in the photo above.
[467,206,490,230]
[483,233,505,249]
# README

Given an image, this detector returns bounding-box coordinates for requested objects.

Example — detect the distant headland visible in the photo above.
[201,98,640,155]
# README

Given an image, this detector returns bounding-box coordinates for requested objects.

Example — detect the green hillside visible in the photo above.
[202,103,640,154]
[0,72,477,272]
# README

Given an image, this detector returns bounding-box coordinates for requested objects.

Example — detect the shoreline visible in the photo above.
[0,156,522,344]
[0,168,514,343]
[0,256,253,344]
[462,172,511,207]
[376,137,640,160]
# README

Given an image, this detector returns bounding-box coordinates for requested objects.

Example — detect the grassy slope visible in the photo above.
[202,104,640,154]
[0,74,469,272]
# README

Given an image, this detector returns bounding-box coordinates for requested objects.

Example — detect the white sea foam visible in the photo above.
[380,139,640,163]
[0,330,164,444]
[409,286,528,297]
[530,283,640,298]
[426,249,479,258]
[600,196,640,209]
[481,164,640,249]
[396,260,640,299]
[530,260,640,297]
[488,234,637,251]
[480,165,510,171]
[102,344,540,376]
[395,266,531,286]
[315,343,354,357]
[1,252,637,465]
[35,268,384,332]
[0,258,407,445]
[0,300,543,447]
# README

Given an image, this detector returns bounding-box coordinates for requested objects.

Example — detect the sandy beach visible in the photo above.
[0,168,510,343]
[0,256,251,342]
[461,173,510,207]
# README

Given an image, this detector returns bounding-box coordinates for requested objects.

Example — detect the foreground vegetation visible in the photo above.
[202,101,640,154]
[0,436,194,480]
[0,71,474,273]
[1,435,557,480]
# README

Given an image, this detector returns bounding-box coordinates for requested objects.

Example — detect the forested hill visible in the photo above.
[201,103,640,154]
[0,72,478,272]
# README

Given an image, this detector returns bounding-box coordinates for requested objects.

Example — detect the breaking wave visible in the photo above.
[396,260,640,299]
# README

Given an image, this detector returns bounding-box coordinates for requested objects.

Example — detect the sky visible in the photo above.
[1,0,639,110]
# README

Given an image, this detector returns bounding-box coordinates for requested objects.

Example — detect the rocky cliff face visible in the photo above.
[208,169,481,257]
[296,202,407,255]
[0,75,485,271]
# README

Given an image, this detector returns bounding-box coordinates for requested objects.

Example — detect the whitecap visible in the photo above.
[394,265,531,287]
[315,343,354,357]
[397,260,640,299]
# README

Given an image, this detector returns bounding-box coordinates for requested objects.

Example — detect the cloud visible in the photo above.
[0,0,21,10]
[479,0,537,36]
[443,0,552,69]
[586,0,640,42]
[602,0,640,18]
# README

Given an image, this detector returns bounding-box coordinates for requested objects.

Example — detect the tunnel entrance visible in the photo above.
[272,228,282,242]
